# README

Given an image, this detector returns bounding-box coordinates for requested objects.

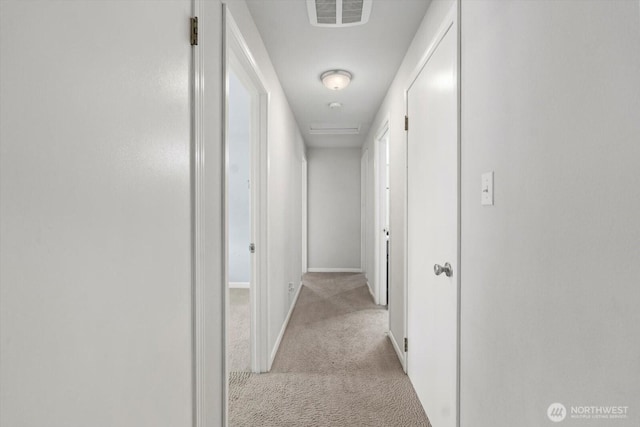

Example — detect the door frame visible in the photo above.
[302,157,308,274]
[224,6,270,375]
[374,118,390,306]
[403,2,461,426]
[193,2,270,425]
[360,150,367,283]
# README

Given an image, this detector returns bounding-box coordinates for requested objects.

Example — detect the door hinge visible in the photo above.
[404,337,408,352]
[404,115,409,131]
[190,17,198,46]
[249,243,255,253]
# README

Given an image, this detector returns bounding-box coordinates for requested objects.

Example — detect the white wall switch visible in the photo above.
[481,172,494,206]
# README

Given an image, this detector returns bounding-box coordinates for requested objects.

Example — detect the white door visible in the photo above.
[0,1,194,425]
[406,11,458,427]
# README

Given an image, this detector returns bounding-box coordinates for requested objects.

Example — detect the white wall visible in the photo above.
[0,1,196,425]
[362,0,450,351]
[307,148,362,270]
[365,146,375,286]
[224,0,306,363]
[228,70,251,284]
[460,1,640,426]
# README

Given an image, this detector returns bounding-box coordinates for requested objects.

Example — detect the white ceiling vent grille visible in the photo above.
[307,0,372,27]
[309,123,361,135]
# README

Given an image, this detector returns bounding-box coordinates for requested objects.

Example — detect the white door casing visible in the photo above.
[406,4,459,427]
[374,121,390,306]
[361,150,368,280]
[302,157,308,274]
[225,9,270,375]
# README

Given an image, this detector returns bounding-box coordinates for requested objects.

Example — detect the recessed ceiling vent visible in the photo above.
[309,123,361,135]
[307,0,372,27]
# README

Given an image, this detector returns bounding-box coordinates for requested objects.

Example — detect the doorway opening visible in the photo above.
[224,9,270,380]
[227,66,252,372]
[375,121,390,306]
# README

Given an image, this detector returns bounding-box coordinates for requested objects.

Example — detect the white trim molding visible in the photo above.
[388,329,406,373]
[374,117,390,307]
[302,158,308,273]
[190,1,212,426]
[307,268,362,273]
[269,283,303,369]
[366,280,375,301]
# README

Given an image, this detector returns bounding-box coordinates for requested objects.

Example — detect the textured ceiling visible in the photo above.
[246,0,431,148]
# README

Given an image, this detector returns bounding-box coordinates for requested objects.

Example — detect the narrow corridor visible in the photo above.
[229,273,429,426]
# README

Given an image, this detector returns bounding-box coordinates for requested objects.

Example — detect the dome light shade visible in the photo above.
[321,70,352,91]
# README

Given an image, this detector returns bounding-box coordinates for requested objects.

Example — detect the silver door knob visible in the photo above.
[434,262,453,277]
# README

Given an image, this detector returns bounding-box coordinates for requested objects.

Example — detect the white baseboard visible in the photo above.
[307,268,361,273]
[388,329,406,373]
[366,280,375,301]
[269,282,303,370]
[229,282,250,289]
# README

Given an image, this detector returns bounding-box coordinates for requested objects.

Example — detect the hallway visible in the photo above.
[2,1,639,426]
[229,273,429,426]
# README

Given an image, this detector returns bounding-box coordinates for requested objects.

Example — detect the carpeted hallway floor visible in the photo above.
[228,288,251,372]
[229,272,430,427]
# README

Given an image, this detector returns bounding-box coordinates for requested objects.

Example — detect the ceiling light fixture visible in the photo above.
[321,70,352,91]
[329,102,342,109]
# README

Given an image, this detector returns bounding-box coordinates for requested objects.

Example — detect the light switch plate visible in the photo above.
[481,171,494,206]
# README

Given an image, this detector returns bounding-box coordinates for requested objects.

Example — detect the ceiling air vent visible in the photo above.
[309,123,361,135]
[307,0,372,28]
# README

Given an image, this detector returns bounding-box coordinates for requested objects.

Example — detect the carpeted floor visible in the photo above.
[229,288,251,372]
[229,272,431,427]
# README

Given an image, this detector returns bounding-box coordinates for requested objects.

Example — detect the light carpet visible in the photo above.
[229,288,251,372]
[229,272,430,427]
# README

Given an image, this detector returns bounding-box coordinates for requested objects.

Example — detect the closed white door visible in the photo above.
[0,1,193,425]
[406,11,458,427]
